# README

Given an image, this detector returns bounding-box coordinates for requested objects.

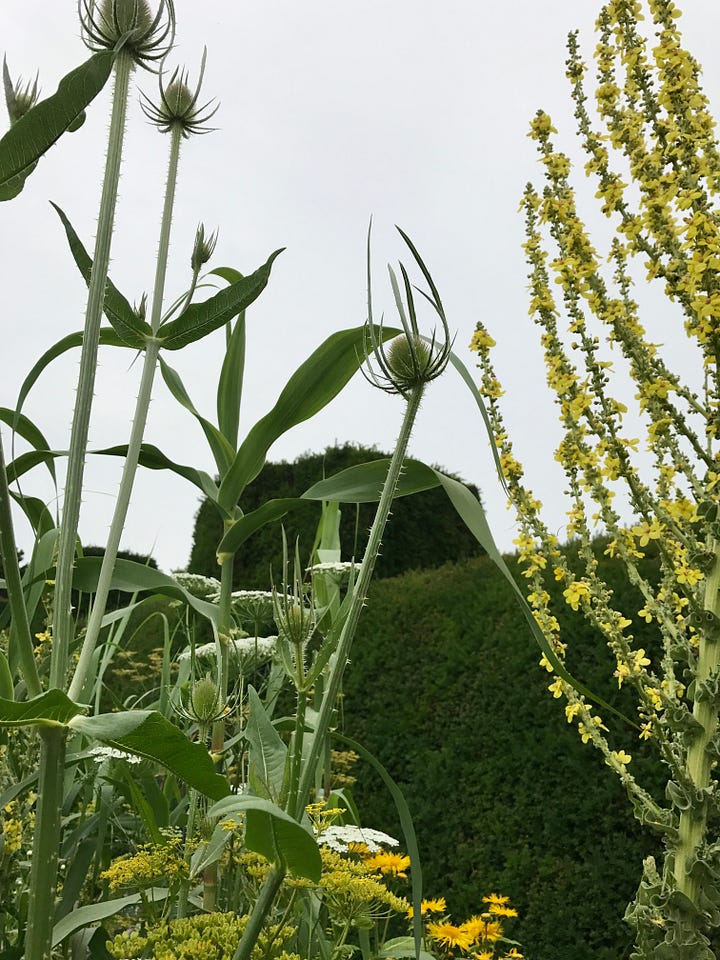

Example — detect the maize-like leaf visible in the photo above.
[303,457,437,503]
[52,890,169,947]
[159,357,235,475]
[51,202,151,348]
[157,250,283,350]
[0,406,56,483]
[0,51,115,192]
[209,794,321,882]
[68,711,230,801]
[0,689,83,728]
[217,305,246,451]
[72,557,220,628]
[217,498,298,560]
[94,443,221,507]
[16,328,131,418]
[217,323,401,511]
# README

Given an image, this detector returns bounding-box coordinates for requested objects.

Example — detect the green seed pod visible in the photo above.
[81,0,175,69]
[189,675,223,724]
[386,335,431,384]
[99,0,152,37]
[0,650,14,701]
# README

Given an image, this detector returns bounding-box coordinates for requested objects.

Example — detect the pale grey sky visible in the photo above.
[3,2,719,573]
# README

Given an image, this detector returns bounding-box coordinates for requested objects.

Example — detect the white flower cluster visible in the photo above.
[308,561,357,578]
[171,572,221,599]
[89,746,142,765]
[318,824,399,853]
[177,635,278,663]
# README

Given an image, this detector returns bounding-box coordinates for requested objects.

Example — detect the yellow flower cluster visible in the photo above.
[100,834,188,891]
[421,893,521,958]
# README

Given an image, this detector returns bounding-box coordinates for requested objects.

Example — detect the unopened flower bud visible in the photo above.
[3,57,39,125]
[191,223,218,272]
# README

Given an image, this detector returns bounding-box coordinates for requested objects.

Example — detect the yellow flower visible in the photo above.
[407,897,447,918]
[364,850,411,877]
[427,921,475,951]
[611,750,632,766]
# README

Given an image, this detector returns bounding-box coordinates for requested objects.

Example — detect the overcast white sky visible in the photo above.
[2,2,719,574]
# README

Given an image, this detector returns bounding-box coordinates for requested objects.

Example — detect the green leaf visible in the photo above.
[68,711,230,801]
[16,328,131,418]
[8,491,55,538]
[208,795,321,881]
[303,457,438,503]
[218,323,401,511]
[217,310,246,450]
[158,357,235,474]
[0,689,83,728]
[0,51,115,192]
[94,443,221,507]
[244,686,287,802]
[72,557,220,627]
[51,890,169,947]
[0,407,56,483]
[217,498,298,560]
[380,938,436,960]
[51,202,151,347]
[189,817,235,878]
[157,250,283,350]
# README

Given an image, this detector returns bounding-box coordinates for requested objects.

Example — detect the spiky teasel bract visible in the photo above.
[141,47,219,137]
[79,0,175,70]
[2,58,39,125]
[362,223,453,398]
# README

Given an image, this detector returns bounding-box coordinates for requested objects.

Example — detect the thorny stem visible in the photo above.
[51,50,134,691]
[68,122,183,702]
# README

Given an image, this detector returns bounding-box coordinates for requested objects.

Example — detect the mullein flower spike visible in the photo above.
[362,225,452,398]
[3,57,40,124]
[141,48,218,138]
[79,0,175,70]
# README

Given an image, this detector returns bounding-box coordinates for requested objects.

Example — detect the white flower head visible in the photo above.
[318,824,399,853]
[89,746,142,765]
[177,635,277,665]
[172,572,221,599]
[308,561,357,579]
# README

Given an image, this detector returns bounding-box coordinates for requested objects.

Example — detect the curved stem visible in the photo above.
[68,123,183,702]
[51,51,134,691]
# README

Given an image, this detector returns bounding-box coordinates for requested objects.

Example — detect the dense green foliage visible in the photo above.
[342,548,667,960]
[188,444,484,584]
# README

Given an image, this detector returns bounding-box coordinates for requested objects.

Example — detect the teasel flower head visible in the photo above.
[273,531,316,651]
[362,224,453,398]
[3,57,40,125]
[79,0,175,71]
[190,222,219,272]
[141,48,218,138]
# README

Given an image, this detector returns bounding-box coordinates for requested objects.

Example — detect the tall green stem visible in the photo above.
[294,383,424,818]
[24,727,67,960]
[674,538,720,904]
[50,51,134,691]
[68,123,183,702]
[0,427,41,697]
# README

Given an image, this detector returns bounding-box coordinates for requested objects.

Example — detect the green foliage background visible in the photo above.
[187,444,484,584]
[340,550,666,960]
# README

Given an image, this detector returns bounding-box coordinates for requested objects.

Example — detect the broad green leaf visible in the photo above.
[158,357,235,474]
[51,890,169,947]
[303,457,438,503]
[218,323,401,511]
[0,407,56,482]
[217,498,298,560]
[0,689,83,728]
[95,443,221,506]
[208,795,321,881]
[380,939,436,960]
[8,491,54,538]
[16,328,131,417]
[217,309,246,450]
[5,449,63,485]
[72,557,220,627]
[244,685,287,802]
[0,51,115,192]
[51,203,151,347]
[157,250,283,350]
[69,710,230,801]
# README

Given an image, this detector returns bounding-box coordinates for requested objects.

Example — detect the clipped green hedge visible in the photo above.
[342,550,666,960]
[188,443,484,585]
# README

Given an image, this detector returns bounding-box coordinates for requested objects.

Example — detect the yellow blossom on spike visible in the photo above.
[611,750,632,766]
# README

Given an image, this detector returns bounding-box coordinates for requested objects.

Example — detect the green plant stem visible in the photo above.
[0,427,41,697]
[674,539,720,904]
[50,51,134,691]
[68,123,183,702]
[24,727,67,960]
[294,383,424,818]
[284,680,308,816]
[232,866,286,960]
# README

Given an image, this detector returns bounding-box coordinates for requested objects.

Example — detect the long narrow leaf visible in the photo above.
[51,203,151,347]
[0,407,56,482]
[217,308,246,450]
[52,890,169,947]
[217,498,298,559]
[157,250,283,350]
[0,51,115,190]
[218,324,401,511]
[158,357,235,474]
[94,443,221,507]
